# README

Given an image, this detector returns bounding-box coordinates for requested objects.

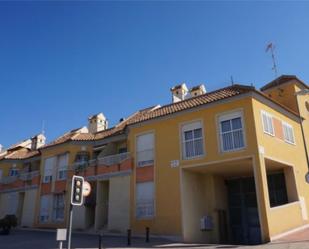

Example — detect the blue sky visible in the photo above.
[1,1,309,148]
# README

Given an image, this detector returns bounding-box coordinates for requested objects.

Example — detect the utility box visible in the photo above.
[200,215,214,231]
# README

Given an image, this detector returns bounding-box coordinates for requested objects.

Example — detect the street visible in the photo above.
[1,230,309,249]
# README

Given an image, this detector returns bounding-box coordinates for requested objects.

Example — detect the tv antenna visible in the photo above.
[266,42,278,77]
[41,120,45,135]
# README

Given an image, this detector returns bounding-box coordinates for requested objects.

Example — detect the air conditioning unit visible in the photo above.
[200,215,214,231]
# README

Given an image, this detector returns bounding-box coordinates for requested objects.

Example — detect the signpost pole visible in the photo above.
[67,204,73,249]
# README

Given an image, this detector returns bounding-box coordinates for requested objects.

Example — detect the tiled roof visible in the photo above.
[40,107,158,149]
[261,75,309,91]
[127,84,254,125]
[35,83,301,150]
[0,149,40,160]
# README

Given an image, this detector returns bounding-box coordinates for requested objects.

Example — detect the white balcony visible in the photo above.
[97,152,130,166]
[19,171,39,181]
[1,175,18,184]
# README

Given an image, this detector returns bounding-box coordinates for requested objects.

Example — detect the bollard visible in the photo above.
[98,234,102,249]
[127,229,131,246]
[145,227,150,243]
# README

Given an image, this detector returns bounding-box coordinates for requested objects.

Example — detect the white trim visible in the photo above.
[217,109,246,153]
[180,119,205,160]
[270,224,309,242]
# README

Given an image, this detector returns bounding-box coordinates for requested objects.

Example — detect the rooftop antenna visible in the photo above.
[230,76,234,85]
[266,42,278,77]
[41,120,45,135]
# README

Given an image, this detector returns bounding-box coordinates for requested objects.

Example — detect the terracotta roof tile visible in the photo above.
[127,84,253,125]
[3,149,40,160]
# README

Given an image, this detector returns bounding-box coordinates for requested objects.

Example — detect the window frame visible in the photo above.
[43,157,55,183]
[180,120,205,160]
[218,110,246,153]
[135,181,155,220]
[136,132,155,167]
[40,195,51,223]
[52,194,65,222]
[57,153,69,181]
[282,121,296,145]
[261,110,275,136]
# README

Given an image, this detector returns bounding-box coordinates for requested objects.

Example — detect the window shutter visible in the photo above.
[136,182,154,201]
[44,157,55,176]
[58,154,68,170]
[137,133,154,152]
[40,195,51,216]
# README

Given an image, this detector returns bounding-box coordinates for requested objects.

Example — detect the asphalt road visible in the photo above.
[1,230,309,249]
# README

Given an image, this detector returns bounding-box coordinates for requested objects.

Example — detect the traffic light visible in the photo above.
[71,175,84,206]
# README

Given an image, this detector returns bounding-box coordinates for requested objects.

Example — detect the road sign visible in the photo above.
[305,172,309,184]
[56,229,67,241]
[71,175,84,206]
[83,181,91,197]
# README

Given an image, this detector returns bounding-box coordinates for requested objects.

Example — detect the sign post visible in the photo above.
[56,229,67,249]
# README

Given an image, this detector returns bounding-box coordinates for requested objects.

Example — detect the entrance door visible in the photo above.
[227,177,261,245]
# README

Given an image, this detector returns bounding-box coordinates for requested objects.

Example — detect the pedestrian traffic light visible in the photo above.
[71,175,84,206]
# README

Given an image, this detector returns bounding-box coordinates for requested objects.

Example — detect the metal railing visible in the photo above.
[97,152,130,166]
[19,171,40,181]
[72,152,131,170]
[0,175,18,184]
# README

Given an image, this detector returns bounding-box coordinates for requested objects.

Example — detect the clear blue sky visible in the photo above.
[1,1,309,148]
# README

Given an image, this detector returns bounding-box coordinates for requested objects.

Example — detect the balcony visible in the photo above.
[0,175,18,184]
[97,152,130,166]
[72,152,132,178]
[19,171,40,181]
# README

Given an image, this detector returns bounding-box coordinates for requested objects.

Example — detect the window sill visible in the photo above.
[136,216,154,221]
[270,201,300,210]
[221,146,246,154]
[264,131,275,137]
[182,154,205,161]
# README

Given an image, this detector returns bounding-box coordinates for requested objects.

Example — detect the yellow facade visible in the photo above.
[1,75,309,245]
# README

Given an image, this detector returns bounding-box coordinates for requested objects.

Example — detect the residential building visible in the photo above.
[1,75,309,245]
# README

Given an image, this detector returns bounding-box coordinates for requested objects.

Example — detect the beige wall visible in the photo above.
[108,175,131,232]
[21,189,37,227]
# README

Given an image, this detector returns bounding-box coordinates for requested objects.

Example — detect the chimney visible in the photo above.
[88,113,108,133]
[189,84,206,97]
[170,83,189,103]
[31,134,46,150]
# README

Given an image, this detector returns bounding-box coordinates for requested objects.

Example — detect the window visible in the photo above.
[9,168,19,177]
[136,181,154,219]
[40,195,51,223]
[181,121,204,159]
[136,133,154,167]
[261,111,274,136]
[52,194,65,221]
[43,157,55,183]
[267,173,288,207]
[57,154,68,180]
[219,112,245,152]
[282,122,295,144]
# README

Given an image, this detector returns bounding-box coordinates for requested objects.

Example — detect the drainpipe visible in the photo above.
[295,90,309,170]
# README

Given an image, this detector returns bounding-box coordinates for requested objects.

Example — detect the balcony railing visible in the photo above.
[0,175,18,184]
[19,171,40,181]
[72,152,131,171]
[97,152,130,166]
